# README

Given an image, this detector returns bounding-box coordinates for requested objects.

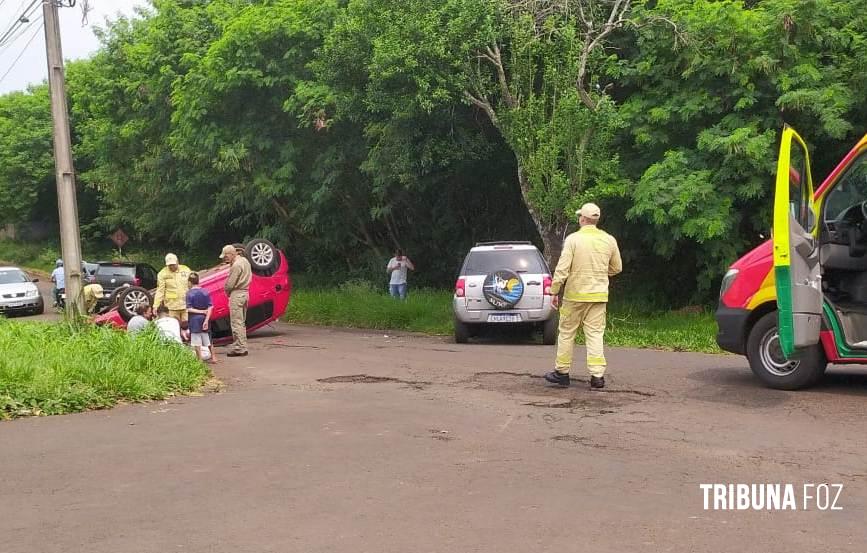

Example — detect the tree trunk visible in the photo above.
[541,227,564,273]
[516,163,564,270]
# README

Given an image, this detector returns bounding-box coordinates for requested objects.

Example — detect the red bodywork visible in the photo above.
[94,251,292,344]
[719,136,867,363]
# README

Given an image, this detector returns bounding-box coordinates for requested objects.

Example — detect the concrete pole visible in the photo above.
[43,0,84,315]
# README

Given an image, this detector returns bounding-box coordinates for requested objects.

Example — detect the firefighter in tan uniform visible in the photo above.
[153,253,192,322]
[544,203,622,389]
[220,244,252,357]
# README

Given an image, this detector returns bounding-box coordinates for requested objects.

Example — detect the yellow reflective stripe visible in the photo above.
[565,292,609,302]
[773,126,815,268]
[586,356,606,365]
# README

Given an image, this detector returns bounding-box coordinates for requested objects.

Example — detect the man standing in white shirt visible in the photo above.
[386,249,415,300]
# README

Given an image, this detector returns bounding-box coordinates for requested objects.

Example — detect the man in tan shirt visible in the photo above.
[544,203,622,389]
[220,244,252,357]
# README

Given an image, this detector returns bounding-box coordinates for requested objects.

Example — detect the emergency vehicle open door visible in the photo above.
[773,126,822,358]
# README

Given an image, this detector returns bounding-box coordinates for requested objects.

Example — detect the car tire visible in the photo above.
[245,238,279,275]
[32,297,45,316]
[117,286,153,322]
[542,316,558,345]
[454,319,471,344]
[746,311,827,390]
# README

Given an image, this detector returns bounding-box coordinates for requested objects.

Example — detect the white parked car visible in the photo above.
[0,266,44,316]
[452,242,557,344]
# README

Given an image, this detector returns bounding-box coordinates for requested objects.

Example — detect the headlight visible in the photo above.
[25,289,39,298]
[720,269,739,300]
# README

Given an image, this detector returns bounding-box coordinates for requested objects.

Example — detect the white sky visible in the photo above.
[0,0,149,94]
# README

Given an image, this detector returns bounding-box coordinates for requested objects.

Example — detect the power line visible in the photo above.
[0,19,42,87]
[0,11,43,58]
[0,0,39,47]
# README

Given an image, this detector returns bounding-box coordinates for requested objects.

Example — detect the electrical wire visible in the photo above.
[0,10,42,56]
[0,0,40,47]
[0,19,42,87]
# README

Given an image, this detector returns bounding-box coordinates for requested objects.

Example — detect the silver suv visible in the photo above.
[453,242,557,344]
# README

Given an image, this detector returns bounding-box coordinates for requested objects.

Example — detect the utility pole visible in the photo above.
[43,0,84,315]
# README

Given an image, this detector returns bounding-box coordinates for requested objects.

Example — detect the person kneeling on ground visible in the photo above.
[186,272,216,363]
[83,282,104,314]
[154,304,182,343]
[127,304,154,335]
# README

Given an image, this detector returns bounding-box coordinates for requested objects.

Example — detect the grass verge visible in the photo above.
[0,320,209,419]
[285,283,721,354]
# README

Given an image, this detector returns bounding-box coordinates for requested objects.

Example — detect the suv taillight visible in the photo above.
[543,275,552,296]
[455,278,466,298]
[134,277,141,287]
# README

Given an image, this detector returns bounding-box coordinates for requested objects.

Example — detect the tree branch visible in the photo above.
[463,91,499,126]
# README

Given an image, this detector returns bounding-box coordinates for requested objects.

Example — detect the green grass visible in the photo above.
[287,281,453,335]
[0,320,210,419]
[286,282,722,353]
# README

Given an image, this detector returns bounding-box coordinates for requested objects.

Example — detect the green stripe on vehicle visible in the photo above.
[774,265,795,357]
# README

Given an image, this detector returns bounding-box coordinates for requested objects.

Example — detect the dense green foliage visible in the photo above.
[0,321,209,418]
[1,0,866,301]
[286,283,720,353]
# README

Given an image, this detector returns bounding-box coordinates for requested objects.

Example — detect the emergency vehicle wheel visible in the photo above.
[746,312,826,390]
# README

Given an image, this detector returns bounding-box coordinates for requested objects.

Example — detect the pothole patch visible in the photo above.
[470,371,653,412]
[550,434,608,449]
[317,374,430,389]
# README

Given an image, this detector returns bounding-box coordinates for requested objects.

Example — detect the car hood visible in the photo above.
[0,282,38,296]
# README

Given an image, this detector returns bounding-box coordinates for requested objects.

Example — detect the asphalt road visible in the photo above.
[2,323,866,552]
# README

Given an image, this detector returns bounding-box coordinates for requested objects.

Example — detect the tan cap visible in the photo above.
[219,244,235,259]
[164,253,179,266]
[578,202,601,219]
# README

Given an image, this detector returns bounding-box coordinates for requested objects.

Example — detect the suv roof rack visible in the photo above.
[474,241,534,247]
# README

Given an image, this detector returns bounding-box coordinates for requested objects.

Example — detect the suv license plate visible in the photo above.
[488,313,521,323]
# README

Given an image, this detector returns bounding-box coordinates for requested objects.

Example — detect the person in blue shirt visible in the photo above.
[50,259,65,308]
[186,272,216,363]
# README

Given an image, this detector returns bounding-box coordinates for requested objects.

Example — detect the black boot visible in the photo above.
[544,371,570,387]
[590,376,605,390]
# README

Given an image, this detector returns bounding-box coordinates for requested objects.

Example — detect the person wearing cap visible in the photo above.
[544,202,622,389]
[220,244,252,357]
[153,253,192,323]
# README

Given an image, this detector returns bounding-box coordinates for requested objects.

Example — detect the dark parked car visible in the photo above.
[89,261,159,307]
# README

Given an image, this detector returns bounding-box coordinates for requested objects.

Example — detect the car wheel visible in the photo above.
[33,297,45,316]
[117,286,153,322]
[245,238,279,275]
[454,319,471,344]
[542,316,558,345]
[746,311,827,390]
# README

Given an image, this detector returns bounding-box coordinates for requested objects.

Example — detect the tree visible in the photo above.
[0,86,55,227]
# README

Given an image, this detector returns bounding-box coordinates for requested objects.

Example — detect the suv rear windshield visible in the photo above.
[462,249,547,275]
[96,265,136,278]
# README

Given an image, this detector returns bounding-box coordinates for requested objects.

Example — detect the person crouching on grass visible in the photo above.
[186,272,216,363]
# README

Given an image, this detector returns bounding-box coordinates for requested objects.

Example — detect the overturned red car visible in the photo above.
[94,239,291,343]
